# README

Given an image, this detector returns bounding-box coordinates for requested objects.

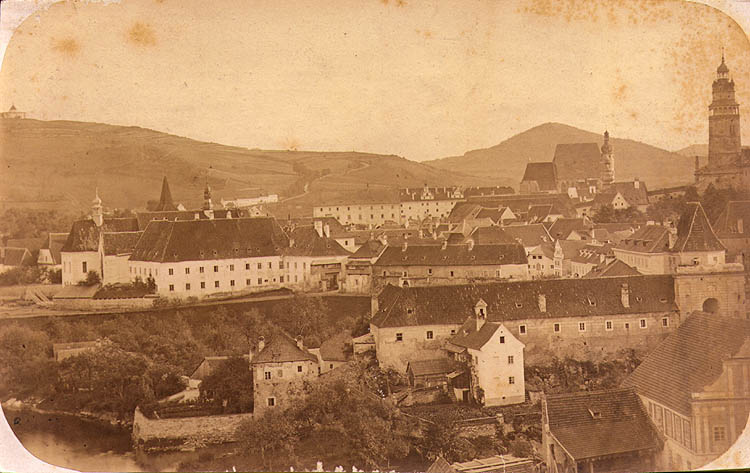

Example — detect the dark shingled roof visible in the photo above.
[426,457,458,473]
[547,218,592,240]
[624,312,750,415]
[583,259,641,278]
[102,231,143,256]
[521,162,557,191]
[130,217,289,262]
[672,202,726,253]
[251,334,318,365]
[447,202,483,224]
[42,233,69,264]
[552,143,602,182]
[62,218,139,252]
[372,275,676,328]
[407,358,459,377]
[319,331,352,362]
[616,225,670,253]
[449,320,506,350]
[467,226,518,245]
[285,226,351,257]
[5,238,44,252]
[373,243,528,267]
[545,388,662,461]
[592,181,649,209]
[351,239,386,258]
[134,209,246,230]
[713,201,750,238]
[154,176,178,212]
[1,247,32,267]
[503,224,553,247]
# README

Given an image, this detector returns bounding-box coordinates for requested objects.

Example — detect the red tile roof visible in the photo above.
[467,227,518,245]
[102,232,142,256]
[62,218,139,252]
[449,321,504,350]
[285,226,351,257]
[134,209,246,229]
[624,312,750,415]
[502,224,553,247]
[371,275,676,328]
[545,387,662,461]
[616,225,670,253]
[0,247,32,267]
[583,259,641,278]
[407,358,459,377]
[547,218,592,240]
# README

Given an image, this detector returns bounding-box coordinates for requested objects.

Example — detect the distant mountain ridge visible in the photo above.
[0,118,493,215]
[426,122,696,189]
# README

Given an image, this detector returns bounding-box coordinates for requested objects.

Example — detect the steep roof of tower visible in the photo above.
[154,177,178,212]
[672,202,726,253]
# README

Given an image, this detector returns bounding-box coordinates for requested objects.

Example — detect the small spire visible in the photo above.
[93,187,102,206]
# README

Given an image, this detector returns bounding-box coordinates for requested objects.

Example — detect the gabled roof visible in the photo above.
[467,226,518,245]
[5,237,44,252]
[451,455,535,473]
[521,162,557,191]
[583,259,641,278]
[713,201,750,238]
[449,320,505,351]
[624,312,750,415]
[503,224,553,247]
[426,457,458,473]
[569,243,612,265]
[371,275,676,328]
[545,387,661,461]
[62,218,140,252]
[351,239,386,258]
[526,204,554,223]
[399,186,464,202]
[1,247,32,267]
[552,143,602,182]
[102,231,142,256]
[593,181,649,208]
[615,225,670,253]
[407,358,459,377]
[285,226,350,257]
[447,202,483,223]
[373,243,528,267]
[42,233,69,264]
[547,218,592,240]
[251,334,318,364]
[475,207,507,223]
[130,217,289,262]
[672,202,725,253]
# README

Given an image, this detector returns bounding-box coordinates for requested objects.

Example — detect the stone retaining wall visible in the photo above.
[132,407,254,452]
[53,296,156,311]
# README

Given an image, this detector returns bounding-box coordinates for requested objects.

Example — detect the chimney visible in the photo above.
[380,234,388,246]
[633,178,639,189]
[257,336,265,354]
[738,218,744,234]
[194,213,200,220]
[467,239,475,251]
[441,240,448,250]
[296,335,304,350]
[621,283,630,308]
[314,220,323,237]
[667,226,677,249]
[402,241,408,252]
[323,223,331,238]
[419,229,424,239]
[538,294,547,313]
[289,238,295,248]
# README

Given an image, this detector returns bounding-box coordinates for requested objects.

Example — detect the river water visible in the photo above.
[3,408,227,472]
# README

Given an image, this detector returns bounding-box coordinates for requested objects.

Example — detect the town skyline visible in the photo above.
[1,0,749,162]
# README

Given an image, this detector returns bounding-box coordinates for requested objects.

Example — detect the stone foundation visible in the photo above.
[132,407,253,452]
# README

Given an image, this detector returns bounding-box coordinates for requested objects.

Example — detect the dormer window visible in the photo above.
[515,302,523,309]
[588,408,602,419]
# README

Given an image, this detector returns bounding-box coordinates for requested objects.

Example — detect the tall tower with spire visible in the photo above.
[600,130,615,187]
[92,189,103,227]
[708,52,741,167]
[154,176,177,211]
[203,181,213,211]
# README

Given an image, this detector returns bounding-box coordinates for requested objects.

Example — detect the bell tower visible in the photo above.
[708,53,741,167]
[600,130,615,187]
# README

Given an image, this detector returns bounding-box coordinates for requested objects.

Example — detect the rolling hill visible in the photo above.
[675,144,708,157]
[0,119,494,216]
[426,122,697,189]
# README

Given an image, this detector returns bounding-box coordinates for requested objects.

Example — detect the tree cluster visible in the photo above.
[0,208,78,239]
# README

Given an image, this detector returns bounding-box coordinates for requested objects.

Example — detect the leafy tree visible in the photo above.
[591,204,645,224]
[199,356,254,413]
[77,270,101,286]
[238,409,299,469]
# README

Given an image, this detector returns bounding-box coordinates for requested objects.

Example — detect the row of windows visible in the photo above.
[134,261,308,278]
[396,318,670,342]
[649,401,693,450]
[168,275,299,291]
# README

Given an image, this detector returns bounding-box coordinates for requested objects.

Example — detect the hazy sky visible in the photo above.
[0,0,749,161]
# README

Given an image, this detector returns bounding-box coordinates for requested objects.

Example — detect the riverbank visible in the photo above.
[2,397,131,429]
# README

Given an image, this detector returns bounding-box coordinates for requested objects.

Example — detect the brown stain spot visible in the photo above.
[282,138,300,151]
[51,37,80,57]
[128,22,157,47]
[422,30,432,39]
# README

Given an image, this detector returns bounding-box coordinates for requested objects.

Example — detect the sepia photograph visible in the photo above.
[0,0,749,472]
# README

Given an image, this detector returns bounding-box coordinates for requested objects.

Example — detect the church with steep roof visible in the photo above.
[695,54,750,191]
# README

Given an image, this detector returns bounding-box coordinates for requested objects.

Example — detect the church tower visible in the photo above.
[203,181,213,210]
[708,53,741,167]
[600,130,615,187]
[92,189,103,227]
